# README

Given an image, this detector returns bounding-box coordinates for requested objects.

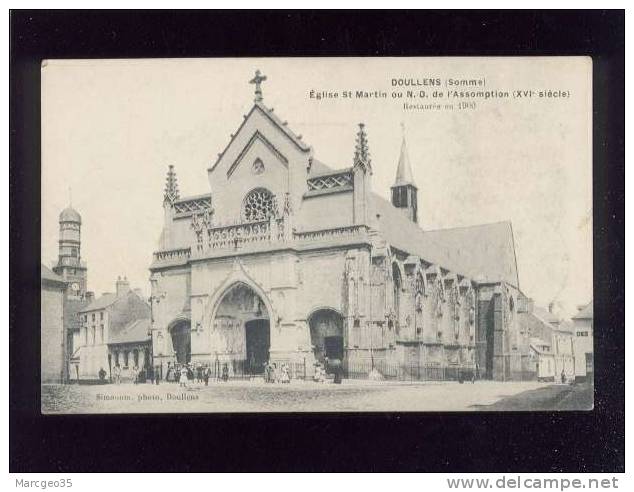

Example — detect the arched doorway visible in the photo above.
[213,283,270,374]
[170,321,191,364]
[309,309,344,364]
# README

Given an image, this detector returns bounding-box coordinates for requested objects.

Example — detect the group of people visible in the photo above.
[108,363,144,385]
[102,358,345,386]
[263,361,291,383]
[164,362,217,387]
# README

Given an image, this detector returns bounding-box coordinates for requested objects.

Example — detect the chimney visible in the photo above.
[85,291,95,304]
[548,301,555,314]
[116,276,131,298]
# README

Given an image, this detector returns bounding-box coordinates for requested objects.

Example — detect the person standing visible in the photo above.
[203,365,211,386]
[113,363,121,385]
[281,363,290,384]
[180,365,189,388]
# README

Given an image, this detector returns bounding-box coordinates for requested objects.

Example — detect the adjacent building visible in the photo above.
[572,301,593,381]
[41,265,67,383]
[148,71,536,381]
[518,303,576,382]
[72,277,151,381]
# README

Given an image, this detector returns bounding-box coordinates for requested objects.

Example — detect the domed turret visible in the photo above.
[59,206,82,224]
[53,204,87,298]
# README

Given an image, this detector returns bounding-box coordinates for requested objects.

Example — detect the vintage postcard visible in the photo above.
[40,57,593,413]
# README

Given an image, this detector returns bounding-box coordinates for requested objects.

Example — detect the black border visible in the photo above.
[10,10,625,473]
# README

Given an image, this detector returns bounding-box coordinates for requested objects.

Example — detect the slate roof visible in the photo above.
[556,319,575,333]
[79,293,118,313]
[529,338,553,355]
[422,221,519,287]
[41,264,66,285]
[109,318,151,345]
[308,159,348,177]
[392,138,416,188]
[532,306,559,326]
[572,301,593,320]
[371,194,520,286]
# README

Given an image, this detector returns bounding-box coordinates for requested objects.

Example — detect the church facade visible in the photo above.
[149,71,532,381]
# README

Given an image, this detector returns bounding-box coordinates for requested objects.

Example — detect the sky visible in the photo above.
[41,57,592,318]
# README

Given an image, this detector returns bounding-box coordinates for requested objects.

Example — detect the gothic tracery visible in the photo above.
[243,188,276,222]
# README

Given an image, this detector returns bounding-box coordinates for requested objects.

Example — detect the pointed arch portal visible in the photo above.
[213,282,271,373]
[309,308,344,364]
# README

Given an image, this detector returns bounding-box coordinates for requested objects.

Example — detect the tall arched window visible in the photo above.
[392,263,402,332]
[243,188,276,222]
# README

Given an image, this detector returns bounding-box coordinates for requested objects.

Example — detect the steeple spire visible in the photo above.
[353,123,372,174]
[393,123,415,187]
[164,165,180,204]
[391,124,418,224]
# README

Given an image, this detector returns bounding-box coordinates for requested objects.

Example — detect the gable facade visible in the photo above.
[149,73,530,381]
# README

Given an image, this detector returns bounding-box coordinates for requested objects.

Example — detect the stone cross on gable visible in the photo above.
[249,69,267,102]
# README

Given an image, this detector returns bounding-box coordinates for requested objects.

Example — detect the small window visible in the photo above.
[252,158,265,175]
[92,313,95,322]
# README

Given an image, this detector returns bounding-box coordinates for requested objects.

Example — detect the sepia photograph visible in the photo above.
[39,57,595,414]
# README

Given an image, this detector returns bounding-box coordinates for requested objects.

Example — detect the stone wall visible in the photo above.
[41,284,66,383]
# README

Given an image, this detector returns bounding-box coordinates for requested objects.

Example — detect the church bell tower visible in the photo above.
[53,205,88,298]
[390,126,418,223]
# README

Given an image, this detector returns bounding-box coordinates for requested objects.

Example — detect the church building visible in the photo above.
[149,70,532,381]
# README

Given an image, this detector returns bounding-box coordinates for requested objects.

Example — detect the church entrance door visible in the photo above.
[309,309,344,364]
[213,282,271,372]
[324,336,344,360]
[170,321,191,364]
[245,319,270,374]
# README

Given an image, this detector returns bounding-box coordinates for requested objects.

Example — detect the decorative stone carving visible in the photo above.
[465,287,476,326]
[174,195,212,215]
[282,192,293,216]
[307,171,353,191]
[415,272,425,312]
[430,277,445,318]
[344,253,359,319]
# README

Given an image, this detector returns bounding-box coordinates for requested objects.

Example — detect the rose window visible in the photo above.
[243,188,275,221]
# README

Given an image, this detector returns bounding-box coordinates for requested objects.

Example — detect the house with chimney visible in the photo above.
[71,276,151,382]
